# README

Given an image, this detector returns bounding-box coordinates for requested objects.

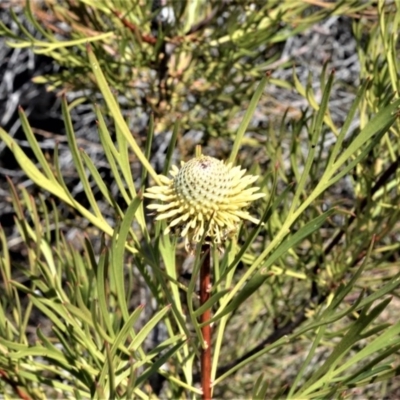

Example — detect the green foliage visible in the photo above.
[0,0,373,136]
[1,0,400,399]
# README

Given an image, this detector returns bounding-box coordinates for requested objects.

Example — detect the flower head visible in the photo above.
[144,154,265,252]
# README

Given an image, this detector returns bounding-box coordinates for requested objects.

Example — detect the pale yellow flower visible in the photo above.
[144,154,265,251]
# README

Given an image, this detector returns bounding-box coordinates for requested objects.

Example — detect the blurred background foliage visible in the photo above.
[1,0,400,399]
[0,0,370,141]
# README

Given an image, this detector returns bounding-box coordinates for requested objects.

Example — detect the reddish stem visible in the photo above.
[112,10,157,45]
[200,245,212,400]
[0,369,32,400]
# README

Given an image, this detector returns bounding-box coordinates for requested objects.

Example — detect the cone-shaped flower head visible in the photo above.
[144,154,265,252]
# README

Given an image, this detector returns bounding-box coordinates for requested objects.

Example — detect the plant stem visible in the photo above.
[200,245,212,400]
[0,369,33,400]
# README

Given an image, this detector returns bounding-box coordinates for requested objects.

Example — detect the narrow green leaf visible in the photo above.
[299,298,392,396]
[134,340,185,388]
[93,243,115,337]
[343,345,400,385]
[111,305,145,357]
[332,98,400,171]
[111,196,142,322]
[213,209,335,322]
[11,346,71,366]
[81,151,113,205]
[333,320,400,378]
[105,343,116,400]
[18,106,55,182]
[193,289,231,318]
[252,373,269,400]
[95,105,132,206]
[289,70,335,215]
[0,128,116,239]
[115,120,138,202]
[28,295,67,332]
[163,117,180,175]
[328,78,371,167]
[97,305,145,387]
[87,45,160,184]
[229,72,270,163]
[129,305,171,351]
[157,229,192,344]
[0,336,31,352]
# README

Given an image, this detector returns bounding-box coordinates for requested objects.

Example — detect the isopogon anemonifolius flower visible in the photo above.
[144,154,265,252]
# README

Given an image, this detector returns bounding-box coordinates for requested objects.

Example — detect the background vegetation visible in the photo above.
[1,0,400,399]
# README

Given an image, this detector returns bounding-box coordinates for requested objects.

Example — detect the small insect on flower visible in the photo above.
[144,153,265,252]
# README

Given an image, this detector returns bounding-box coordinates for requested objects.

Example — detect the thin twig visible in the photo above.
[112,10,157,45]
